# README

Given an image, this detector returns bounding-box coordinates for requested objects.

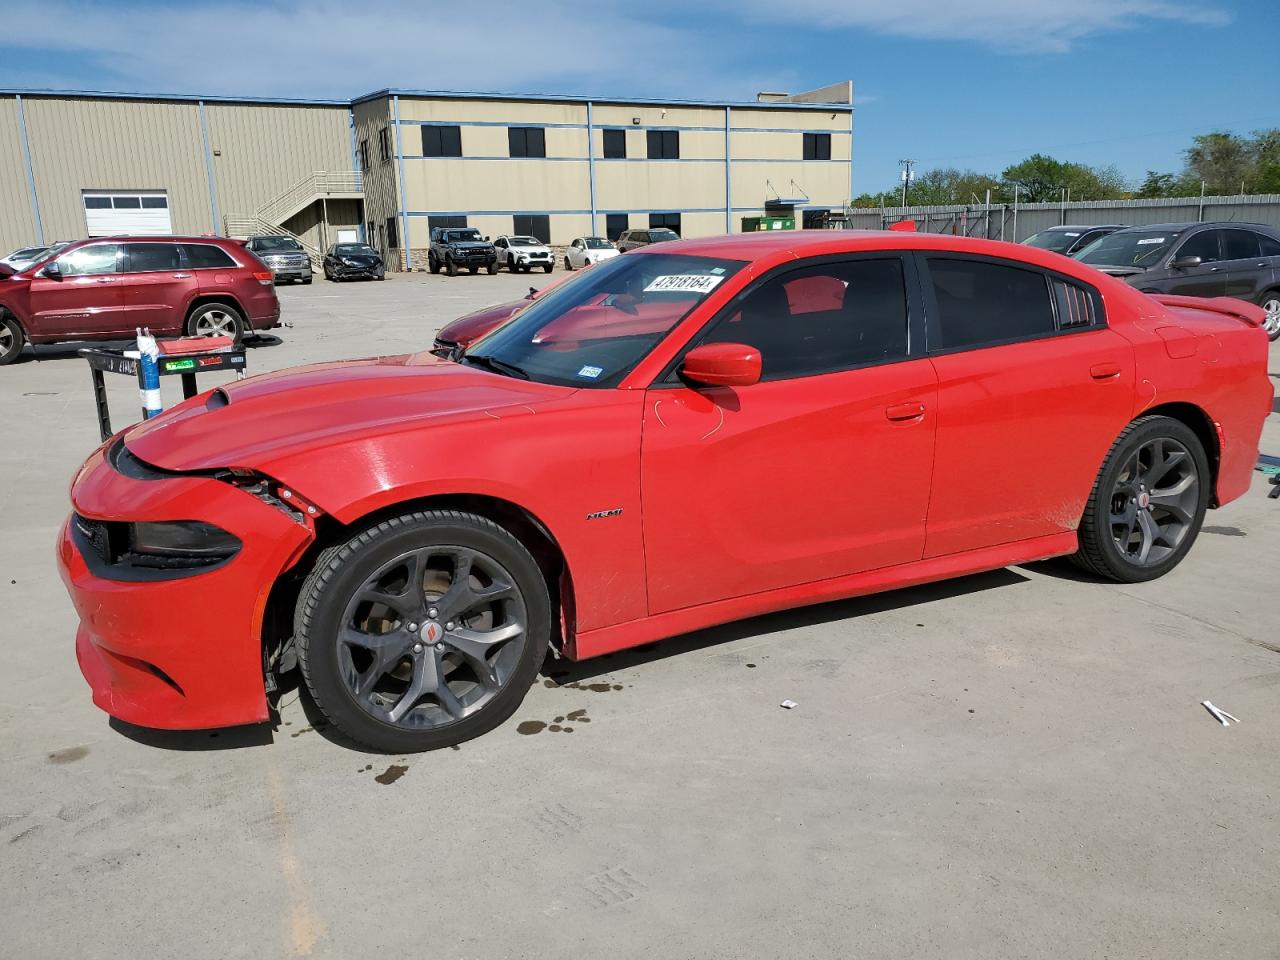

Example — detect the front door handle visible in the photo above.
[1090,362,1122,380]
[885,401,926,422]
[95,277,117,283]
[172,272,192,279]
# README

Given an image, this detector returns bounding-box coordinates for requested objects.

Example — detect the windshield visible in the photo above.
[335,244,377,256]
[1024,230,1081,253]
[8,246,47,260]
[462,252,745,387]
[1077,230,1178,268]
[253,237,302,251]
[445,230,483,243]
[508,236,540,247]
[584,238,613,249]
[648,229,679,242]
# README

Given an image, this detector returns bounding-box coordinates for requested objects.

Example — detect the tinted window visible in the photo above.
[386,216,398,249]
[926,258,1055,349]
[83,196,112,209]
[1259,233,1280,258]
[1024,229,1079,253]
[1222,229,1260,261]
[508,127,546,158]
[700,258,908,380]
[422,125,462,157]
[379,127,391,162]
[141,196,168,209]
[646,129,679,159]
[803,132,831,161]
[1052,280,1101,329]
[1078,230,1177,267]
[605,214,629,242]
[57,244,120,276]
[124,243,180,272]
[649,213,681,235]
[1177,230,1221,263]
[603,129,626,159]
[112,196,141,209]
[513,215,551,244]
[183,244,236,269]
[430,215,468,232]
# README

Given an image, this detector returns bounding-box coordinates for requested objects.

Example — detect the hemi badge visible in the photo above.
[585,508,623,520]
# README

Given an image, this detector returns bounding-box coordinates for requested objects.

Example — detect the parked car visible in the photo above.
[430,269,584,358]
[322,242,385,282]
[1023,224,1123,256]
[615,228,680,252]
[0,236,280,365]
[564,236,619,270]
[59,232,1271,751]
[0,241,73,272]
[245,235,313,284]
[429,227,498,276]
[494,235,553,274]
[1076,222,1280,340]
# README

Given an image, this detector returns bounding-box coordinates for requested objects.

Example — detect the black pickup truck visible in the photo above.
[428,227,498,276]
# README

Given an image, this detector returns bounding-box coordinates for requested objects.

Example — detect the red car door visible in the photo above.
[25,242,125,339]
[918,254,1136,558]
[641,255,937,615]
[119,242,196,335]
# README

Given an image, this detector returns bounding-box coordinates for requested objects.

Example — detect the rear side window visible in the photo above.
[1259,233,1280,257]
[1051,279,1100,329]
[124,243,180,273]
[1222,229,1260,261]
[926,258,1055,350]
[182,244,236,269]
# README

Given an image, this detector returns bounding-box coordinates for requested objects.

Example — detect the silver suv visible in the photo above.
[245,235,313,284]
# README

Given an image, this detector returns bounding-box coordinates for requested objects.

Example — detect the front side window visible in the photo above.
[1176,230,1222,263]
[182,244,236,269]
[696,258,908,380]
[926,258,1056,350]
[463,252,745,388]
[124,243,180,273]
[57,244,120,276]
[1077,231,1179,268]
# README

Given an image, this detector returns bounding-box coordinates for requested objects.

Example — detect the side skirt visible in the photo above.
[572,531,1077,660]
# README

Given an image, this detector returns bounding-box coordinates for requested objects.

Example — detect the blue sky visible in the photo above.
[3,0,1278,195]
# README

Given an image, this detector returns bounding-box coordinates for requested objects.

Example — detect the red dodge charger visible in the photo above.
[58,231,1273,751]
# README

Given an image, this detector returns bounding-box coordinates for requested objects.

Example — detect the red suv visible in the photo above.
[0,236,281,365]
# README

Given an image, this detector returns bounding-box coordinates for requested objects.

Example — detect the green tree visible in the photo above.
[1185,132,1254,194]
[906,167,1009,206]
[1002,154,1128,202]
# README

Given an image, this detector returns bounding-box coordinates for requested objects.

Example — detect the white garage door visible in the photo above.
[83,192,172,236]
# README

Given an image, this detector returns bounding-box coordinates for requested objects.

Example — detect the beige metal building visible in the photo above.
[1,82,854,270]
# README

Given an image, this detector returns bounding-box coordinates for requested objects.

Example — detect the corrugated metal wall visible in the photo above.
[0,97,38,246]
[352,97,399,265]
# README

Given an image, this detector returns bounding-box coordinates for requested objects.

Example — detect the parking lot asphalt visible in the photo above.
[2,271,1278,959]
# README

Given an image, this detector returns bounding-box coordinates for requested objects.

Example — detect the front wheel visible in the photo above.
[446,257,458,277]
[0,314,26,366]
[542,264,553,273]
[186,303,245,344]
[486,262,498,275]
[1258,290,1280,341]
[1072,415,1210,583]
[429,255,441,275]
[303,275,313,285]
[295,510,551,752]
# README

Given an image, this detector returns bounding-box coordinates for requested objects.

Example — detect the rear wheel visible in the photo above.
[0,314,26,366]
[1258,289,1280,341]
[295,510,550,752]
[1072,415,1209,583]
[186,303,245,344]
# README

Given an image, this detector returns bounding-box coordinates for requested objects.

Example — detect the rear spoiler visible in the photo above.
[1150,294,1265,328]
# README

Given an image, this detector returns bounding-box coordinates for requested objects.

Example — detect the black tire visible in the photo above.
[564,256,573,271]
[1071,415,1210,583]
[303,275,313,285]
[1257,288,1280,341]
[507,256,517,274]
[186,302,245,344]
[486,262,498,275]
[0,313,26,366]
[429,255,441,275]
[446,257,458,277]
[542,264,553,273]
[295,510,551,752]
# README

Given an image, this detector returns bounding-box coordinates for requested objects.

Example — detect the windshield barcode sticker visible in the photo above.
[644,274,725,294]
[577,365,604,379]
[1137,237,1165,245]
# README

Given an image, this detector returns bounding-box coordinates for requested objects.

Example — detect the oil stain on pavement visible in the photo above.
[374,764,408,785]
[518,708,591,735]
[47,746,89,765]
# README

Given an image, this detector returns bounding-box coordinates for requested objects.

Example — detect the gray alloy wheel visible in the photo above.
[0,314,25,365]
[1260,292,1280,341]
[295,509,550,752]
[1072,415,1209,583]
[187,303,244,343]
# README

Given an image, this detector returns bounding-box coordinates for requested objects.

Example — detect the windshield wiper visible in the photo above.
[463,354,530,380]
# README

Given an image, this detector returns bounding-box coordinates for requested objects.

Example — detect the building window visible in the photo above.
[359,138,370,171]
[803,133,832,161]
[366,221,375,245]
[386,216,398,248]
[422,125,462,158]
[379,127,391,163]
[508,127,546,158]
[513,214,551,244]
[605,214,629,242]
[649,212,681,234]
[646,129,680,160]
[429,215,468,231]
[603,129,627,159]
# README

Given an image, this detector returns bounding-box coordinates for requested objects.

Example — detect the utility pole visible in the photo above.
[898,158,916,208]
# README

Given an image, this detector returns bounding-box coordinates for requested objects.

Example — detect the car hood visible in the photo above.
[123,352,575,473]
[0,263,15,278]
[337,254,380,264]
[447,241,493,251]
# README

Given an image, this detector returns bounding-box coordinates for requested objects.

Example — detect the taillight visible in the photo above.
[253,270,274,285]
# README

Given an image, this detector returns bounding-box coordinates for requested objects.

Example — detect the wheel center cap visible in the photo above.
[1137,491,1151,509]
[421,621,444,644]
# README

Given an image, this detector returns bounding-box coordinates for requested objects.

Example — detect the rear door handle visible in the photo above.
[885,401,926,421]
[1090,362,1122,380]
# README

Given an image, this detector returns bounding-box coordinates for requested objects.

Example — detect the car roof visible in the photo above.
[1103,221,1276,234]
[1040,224,1124,232]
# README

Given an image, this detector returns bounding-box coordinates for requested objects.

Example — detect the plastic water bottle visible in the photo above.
[136,327,162,419]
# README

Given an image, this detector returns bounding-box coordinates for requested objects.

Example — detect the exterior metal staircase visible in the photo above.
[224,170,363,267]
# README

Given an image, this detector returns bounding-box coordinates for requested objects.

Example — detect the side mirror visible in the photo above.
[681,342,762,388]
[40,260,62,280]
[484,236,491,242]
[1170,255,1201,270]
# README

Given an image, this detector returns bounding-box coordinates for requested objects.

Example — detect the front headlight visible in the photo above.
[126,520,241,567]
[342,257,358,266]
